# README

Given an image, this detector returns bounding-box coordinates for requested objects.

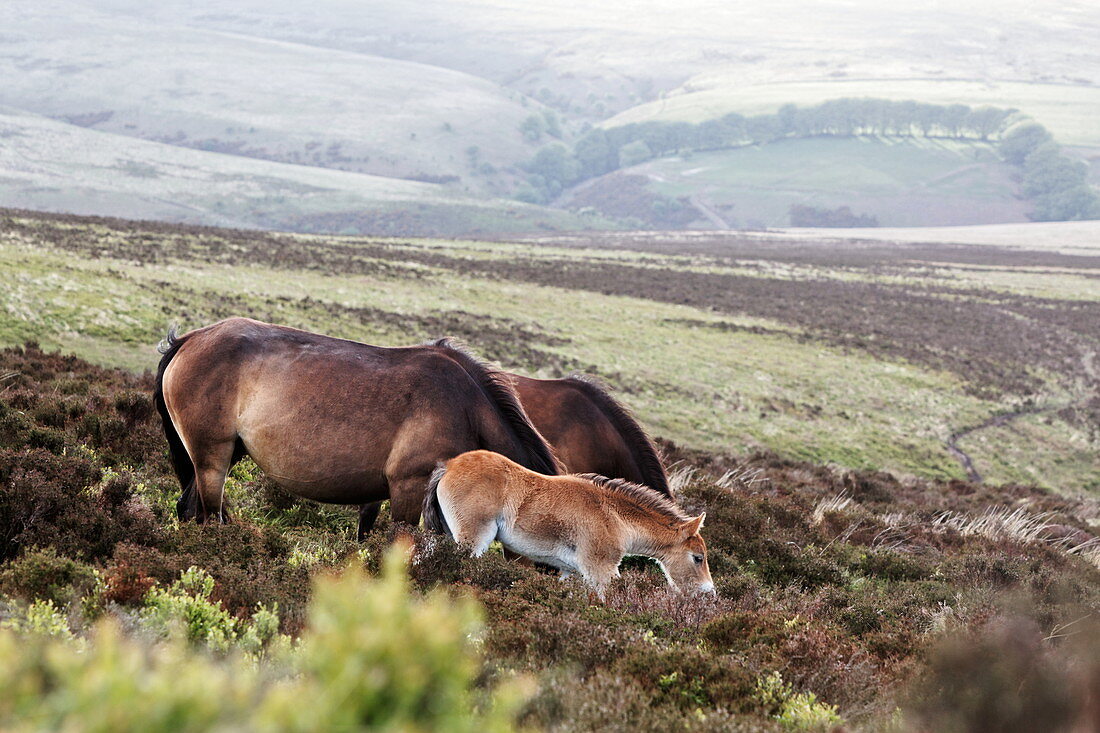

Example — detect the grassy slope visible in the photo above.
[1,211,1096,493]
[0,303,1098,732]
[0,109,609,236]
[604,79,1100,149]
[632,137,1027,227]
[0,2,546,187]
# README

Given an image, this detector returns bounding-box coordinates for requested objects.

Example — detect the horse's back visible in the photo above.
[161,319,486,501]
[511,375,639,481]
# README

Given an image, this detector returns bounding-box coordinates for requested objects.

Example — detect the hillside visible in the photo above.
[1,0,1098,233]
[2,210,1097,493]
[0,2,547,192]
[0,109,608,236]
[565,137,1028,228]
[0,213,1098,730]
[604,80,1100,150]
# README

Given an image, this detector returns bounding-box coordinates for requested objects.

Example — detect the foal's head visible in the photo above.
[658,513,715,595]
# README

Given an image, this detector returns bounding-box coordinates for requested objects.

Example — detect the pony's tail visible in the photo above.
[154,327,197,520]
[422,463,452,538]
[429,338,562,476]
[565,374,671,496]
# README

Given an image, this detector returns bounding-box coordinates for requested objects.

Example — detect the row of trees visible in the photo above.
[518,99,1020,203]
[998,123,1100,221]
[517,98,1098,222]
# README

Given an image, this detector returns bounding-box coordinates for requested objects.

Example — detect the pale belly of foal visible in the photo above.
[495,520,580,573]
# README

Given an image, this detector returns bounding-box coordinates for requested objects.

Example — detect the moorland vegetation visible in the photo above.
[0,342,1098,730]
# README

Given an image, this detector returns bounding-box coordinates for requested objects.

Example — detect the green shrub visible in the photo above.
[141,566,252,652]
[0,547,98,606]
[0,599,74,640]
[0,544,527,732]
[755,671,843,730]
[258,543,526,731]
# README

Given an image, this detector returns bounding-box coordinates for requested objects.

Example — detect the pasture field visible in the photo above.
[632,137,1026,227]
[0,214,1099,729]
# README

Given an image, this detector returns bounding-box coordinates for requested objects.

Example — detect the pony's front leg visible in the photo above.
[580,561,621,599]
[357,501,384,541]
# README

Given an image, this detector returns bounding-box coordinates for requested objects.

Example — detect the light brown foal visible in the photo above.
[357,371,670,539]
[423,450,715,596]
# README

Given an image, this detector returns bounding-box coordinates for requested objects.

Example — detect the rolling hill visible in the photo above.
[0,108,606,236]
[604,79,1100,149]
[0,0,1097,233]
[0,1,547,192]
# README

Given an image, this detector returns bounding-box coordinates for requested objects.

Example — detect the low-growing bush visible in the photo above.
[0,545,526,732]
[905,615,1097,732]
[0,547,98,607]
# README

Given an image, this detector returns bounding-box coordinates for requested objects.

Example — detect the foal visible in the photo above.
[423,450,715,596]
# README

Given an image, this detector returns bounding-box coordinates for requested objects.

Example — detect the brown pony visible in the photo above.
[423,450,714,596]
[153,318,560,524]
[357,370,669,538]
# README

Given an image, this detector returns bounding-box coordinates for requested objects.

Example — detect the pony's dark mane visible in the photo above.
[577,473,688,523]
[428,338,561,476]
[564,375,670,496]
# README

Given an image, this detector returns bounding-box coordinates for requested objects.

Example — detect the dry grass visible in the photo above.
[931,506,1056,544]
[811,494,854,526]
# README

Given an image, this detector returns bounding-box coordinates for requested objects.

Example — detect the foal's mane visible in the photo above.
[577,473,689,523]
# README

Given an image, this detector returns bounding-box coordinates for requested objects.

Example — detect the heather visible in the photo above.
[1,343,1097,730]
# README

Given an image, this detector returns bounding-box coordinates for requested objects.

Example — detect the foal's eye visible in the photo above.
[692,555,704,565]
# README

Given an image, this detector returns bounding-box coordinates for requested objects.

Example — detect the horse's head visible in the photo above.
[659,513,715,595]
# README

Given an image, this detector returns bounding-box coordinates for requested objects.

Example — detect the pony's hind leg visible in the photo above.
[453,517,499,557]
[190,439,237,523]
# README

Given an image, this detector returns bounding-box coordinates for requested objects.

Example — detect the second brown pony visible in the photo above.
[357,371,669,538]
[153,318,560,524]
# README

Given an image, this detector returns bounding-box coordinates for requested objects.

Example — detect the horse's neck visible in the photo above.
[619,513,677,559]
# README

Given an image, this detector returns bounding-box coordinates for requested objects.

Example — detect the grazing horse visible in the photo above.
[357,371,669,539]
[153,318,560,524]
[423,450,714,596]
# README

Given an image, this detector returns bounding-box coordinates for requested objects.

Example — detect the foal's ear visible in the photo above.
[681,513,706,535]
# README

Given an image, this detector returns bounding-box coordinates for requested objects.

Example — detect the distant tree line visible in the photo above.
[517,99,1018,203]
[997,122,1100,221]
[515,98,1099,222]
[789,204,879,228]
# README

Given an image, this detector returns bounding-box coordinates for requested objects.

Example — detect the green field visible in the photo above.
[633,137,1026,227]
